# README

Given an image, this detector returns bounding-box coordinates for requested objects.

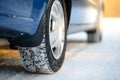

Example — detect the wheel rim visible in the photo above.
[49,0,65,60]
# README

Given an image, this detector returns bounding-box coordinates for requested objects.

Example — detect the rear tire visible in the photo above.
[87,31,101,43]
[18,0,67,73]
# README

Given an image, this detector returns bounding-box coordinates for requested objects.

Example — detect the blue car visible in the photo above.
[0,0,103,73]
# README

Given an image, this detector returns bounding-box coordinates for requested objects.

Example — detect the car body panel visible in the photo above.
[68,0,102,34]
[0,0,102,46]
[0,0,48,37]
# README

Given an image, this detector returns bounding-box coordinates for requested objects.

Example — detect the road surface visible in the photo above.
[0,18,120,80]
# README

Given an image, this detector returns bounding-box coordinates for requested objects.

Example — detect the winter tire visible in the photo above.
[18,0,67,73]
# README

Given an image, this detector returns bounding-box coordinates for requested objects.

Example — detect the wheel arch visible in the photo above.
[8,0,72,48]
[64,0,72,26]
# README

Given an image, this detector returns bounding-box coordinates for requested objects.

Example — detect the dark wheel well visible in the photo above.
[64,0,72,25]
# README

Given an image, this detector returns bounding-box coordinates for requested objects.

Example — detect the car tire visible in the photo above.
[87,31,101,43]
[18,0,67,73]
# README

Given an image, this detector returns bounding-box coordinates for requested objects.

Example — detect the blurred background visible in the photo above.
[104,0,120,17]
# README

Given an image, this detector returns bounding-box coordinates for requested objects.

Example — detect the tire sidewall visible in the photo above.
[45,0,67,72]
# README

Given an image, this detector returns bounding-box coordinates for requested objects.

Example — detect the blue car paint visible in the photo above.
[0,0,48,37]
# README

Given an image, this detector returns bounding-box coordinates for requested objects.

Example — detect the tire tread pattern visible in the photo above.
[18,33,53,73]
